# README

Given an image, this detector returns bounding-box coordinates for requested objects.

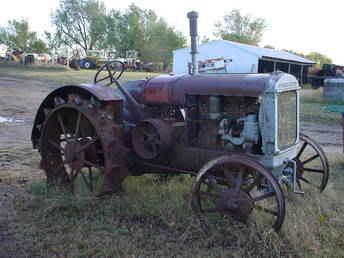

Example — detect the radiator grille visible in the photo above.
[278,91,297,149]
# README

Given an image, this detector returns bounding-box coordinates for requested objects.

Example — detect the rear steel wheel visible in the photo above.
[294,133,329,192]
[39,99,128,196]
[191,155,286,231]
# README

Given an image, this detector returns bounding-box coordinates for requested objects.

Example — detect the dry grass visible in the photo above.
[0,63,160,84]
[2,161,342,258]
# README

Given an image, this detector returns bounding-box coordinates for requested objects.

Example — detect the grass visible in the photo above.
[5,164,343,258]
[0,63,160,84]
[300,88,343,124]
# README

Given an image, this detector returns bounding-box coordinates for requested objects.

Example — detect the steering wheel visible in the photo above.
[94,61,125,85]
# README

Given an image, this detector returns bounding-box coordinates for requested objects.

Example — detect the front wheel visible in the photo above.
[294,133,330,192]
[191,155,286,231]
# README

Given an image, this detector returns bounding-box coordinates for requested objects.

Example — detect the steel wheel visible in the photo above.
[192,155,286,231]
[39,99,127,196]
[294,133,330,192]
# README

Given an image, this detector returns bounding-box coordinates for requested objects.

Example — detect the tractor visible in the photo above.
[31,12,329,231]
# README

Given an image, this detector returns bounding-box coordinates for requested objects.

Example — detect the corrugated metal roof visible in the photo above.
[174,40,315,65]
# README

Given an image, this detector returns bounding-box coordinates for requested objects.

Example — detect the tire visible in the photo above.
[83,60,93,69]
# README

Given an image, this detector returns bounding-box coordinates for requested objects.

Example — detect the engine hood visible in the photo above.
[143,72,296,106]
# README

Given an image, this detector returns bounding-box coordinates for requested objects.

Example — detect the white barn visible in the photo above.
[173,40,315,84]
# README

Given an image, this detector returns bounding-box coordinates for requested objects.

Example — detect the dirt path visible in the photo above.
[0,77,60,184]
[0,77,61,256]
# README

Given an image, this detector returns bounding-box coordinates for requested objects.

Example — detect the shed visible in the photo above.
[173,40,315,84]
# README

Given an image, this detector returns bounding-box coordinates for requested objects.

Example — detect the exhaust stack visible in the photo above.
[187,11,199,75]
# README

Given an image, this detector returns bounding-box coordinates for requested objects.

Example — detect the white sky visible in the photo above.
[1,0,343,64]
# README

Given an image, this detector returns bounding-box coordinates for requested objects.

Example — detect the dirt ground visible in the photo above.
[0,77,342,256]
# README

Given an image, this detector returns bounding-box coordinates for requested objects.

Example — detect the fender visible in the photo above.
[31,84,123,149]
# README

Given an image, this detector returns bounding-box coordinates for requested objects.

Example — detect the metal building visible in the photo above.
[173,40,315,84]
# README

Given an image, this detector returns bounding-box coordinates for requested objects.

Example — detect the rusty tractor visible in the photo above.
[31,12,330,232]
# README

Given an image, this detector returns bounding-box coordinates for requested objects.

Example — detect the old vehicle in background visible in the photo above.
[308,63,344,89]
[79,50,117,69]
[80,49,141,70]
[31,12,330,232]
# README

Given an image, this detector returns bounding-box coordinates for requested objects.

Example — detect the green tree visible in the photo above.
[0,19,47,52]
[52,0,108,53]
[201,36,211,44]
[106,4,185,69]
[139,13,185,68]
[283,49,306,57]
[305,52,332,64]
[264,45,275,49]
[30,39,48,53]
[214,9,267,46]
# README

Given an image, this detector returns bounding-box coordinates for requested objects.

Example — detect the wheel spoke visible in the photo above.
[299,177,311,184]
[53,163,65,176]
[88,167,94,192]
[84,160,101,169]
[234,170,244,192]
[80,169,92,192]
[223,168,234,187]
[302,154,320,165]
[255,205,278,216]
[74,112,82,138]
[57,114,67,136]
[77,136,99,153]
[243,175,261,192]
[48,140,64,153]
[252,191,275,202]
[70,168,80,181]
[303,168,324,174]
[297,142,307,159]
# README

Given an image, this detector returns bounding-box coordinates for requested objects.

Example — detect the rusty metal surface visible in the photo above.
[216,189,254,222]
[131,119,173,159]
[191,154,286,231]
[143,73,272,105]
[32,84,123,149]
[39,97,128,196]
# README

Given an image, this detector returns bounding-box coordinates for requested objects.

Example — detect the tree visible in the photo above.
[0,19,47,52]
[52,0,108,53]
[30,39,48,53]
[214,9,267,46]
[305,52,332,64]
[105,4,185,69]
[141,16,186,69]
[264,45,275,49]
[283,49,306,57]
[201,36,211,44]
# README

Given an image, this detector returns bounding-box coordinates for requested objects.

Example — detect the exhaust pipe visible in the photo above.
[187,11,199,75]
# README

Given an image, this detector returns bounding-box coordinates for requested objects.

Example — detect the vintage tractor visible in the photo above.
[31,12,330,232]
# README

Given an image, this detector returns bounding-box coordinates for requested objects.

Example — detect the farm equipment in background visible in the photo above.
[79,50,117,69]
[31,11,330,232]
[308,63,344,89]
[79,49,141,70]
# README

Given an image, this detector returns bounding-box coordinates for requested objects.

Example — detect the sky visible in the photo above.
[1,0,343,65]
